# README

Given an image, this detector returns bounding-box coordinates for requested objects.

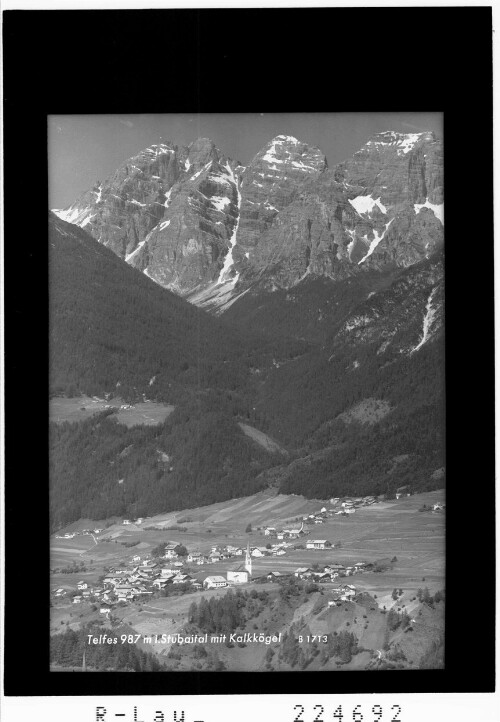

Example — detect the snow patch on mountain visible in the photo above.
[207,174,231,186]
[414,199,444,225]
[53,205,93,226]
[164,188,172,208]
[366,131,427,155]
[349,195,387,215]
[358,219,394,264]
[126,239,147,263]
[217,165,242,284]
[211,196,231,212]
[190,162,212,182]
[80,214,94,227]
[410,287,438,354]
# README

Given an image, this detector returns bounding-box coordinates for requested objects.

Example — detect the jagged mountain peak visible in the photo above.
[253,134,326,169]
[51,128,443,313]
[363,129,438,155]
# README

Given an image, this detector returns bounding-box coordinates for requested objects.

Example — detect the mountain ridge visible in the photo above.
[53,129,443,312]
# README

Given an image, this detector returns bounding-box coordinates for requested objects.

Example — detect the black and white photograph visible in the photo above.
[47,112,446,673]
[2,5,496,718]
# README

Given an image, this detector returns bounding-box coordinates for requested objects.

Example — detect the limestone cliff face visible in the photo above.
[53,130,443,311]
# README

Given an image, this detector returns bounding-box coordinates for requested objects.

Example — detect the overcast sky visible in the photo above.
[48,112,443,209]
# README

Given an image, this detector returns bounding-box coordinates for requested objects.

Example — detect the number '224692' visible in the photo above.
[293,704,402,722]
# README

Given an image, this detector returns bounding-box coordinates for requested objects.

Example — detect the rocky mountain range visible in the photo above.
[53,130,444,314]
[50,127,445,520]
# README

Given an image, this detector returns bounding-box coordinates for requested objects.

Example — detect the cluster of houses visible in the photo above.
[294,561,369,581]
[55,558,202,613]
[328,584,357,604]
[54,528,103,539]
[263,496,380,541]
[331,496,378,514]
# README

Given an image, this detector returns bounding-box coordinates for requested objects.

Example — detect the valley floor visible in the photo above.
[50,489,445,671]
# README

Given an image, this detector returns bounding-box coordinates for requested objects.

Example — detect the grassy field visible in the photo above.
[49,396,175,426]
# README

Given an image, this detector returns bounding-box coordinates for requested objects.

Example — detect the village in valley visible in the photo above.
[50,487,445,670]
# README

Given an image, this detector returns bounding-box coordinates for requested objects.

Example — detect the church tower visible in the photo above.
[244,541,252,578]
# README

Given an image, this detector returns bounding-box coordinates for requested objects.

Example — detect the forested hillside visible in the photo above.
[49,212,305,404]
[50,403,278,531]
[49,215,444,528]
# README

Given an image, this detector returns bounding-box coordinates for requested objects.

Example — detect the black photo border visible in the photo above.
[3,5,495,697]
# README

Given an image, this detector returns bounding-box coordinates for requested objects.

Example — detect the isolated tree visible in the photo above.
[245,523,252,533]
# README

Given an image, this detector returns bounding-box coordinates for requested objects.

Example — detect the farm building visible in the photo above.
[294,567,312,578]
[172,574,192,585]
[306,540,327,550]
[153,578,172,589]
[251,547,267,557]
[266,571,282,582]
[203,576,228,590]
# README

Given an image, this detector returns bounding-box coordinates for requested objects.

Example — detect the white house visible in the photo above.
[122,519,131,525]
[294,567,311,578]
[203,576,228,589]
[227,571,249,584]
[264,527,276,536]
[153,578,171,589]
[172,574,192,585]
[77,581,88,590]
[251,547,266,557]
[164,549,179,560]
[73,596,83,604]
[306,540,327,550]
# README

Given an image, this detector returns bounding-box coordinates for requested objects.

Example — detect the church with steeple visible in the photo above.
[226,541,252,585]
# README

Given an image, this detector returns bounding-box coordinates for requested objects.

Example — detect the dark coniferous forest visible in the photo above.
[49,209,445,530]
